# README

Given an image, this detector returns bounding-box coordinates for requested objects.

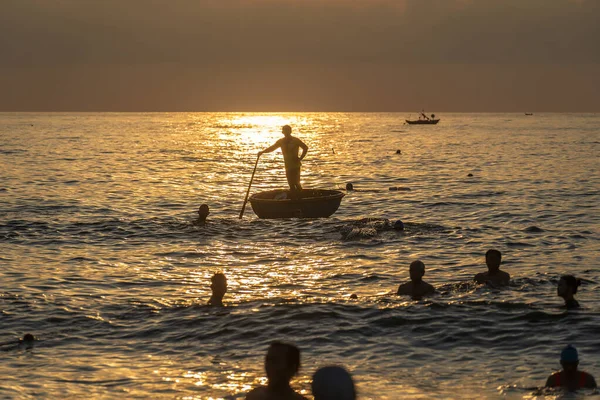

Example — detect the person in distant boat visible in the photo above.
[474,249,510,287]
[312,366,356,400]
[246,341,307,400]
[397,260,435,298]
[258,125,308,192]
[193,204,210,225]
[557,275,581,309]
[545,345,597,391]
[207,273,227,306]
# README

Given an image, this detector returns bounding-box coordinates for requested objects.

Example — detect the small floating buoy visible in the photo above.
[349,293,358,299]
[346,183,354,191]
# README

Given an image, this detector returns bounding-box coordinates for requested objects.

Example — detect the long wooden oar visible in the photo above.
[239,154,260,219]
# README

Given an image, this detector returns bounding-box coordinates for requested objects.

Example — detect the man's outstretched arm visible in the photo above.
[259,140,281,155]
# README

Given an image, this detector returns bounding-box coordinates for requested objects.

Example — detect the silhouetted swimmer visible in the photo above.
[246,341,307,400]
[397,260,435,298]
[558,275,581,309]
[474,249,510,287]
[207,273,227,306]
[467,173,473,177]
[340,218,404,240]
[1,333,36,351]
[312,366,356,400]
[259,125,308,192]
[546,345,597,391]
[193,204,210,225]
[345,183,354,191]
[396,149,401,154]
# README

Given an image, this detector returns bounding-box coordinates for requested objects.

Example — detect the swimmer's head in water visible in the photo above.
[282,125,292,136]
[393,220,404,231]
[558,275,580,297]
[22,333,35,342]
[198,204,210,221]
[312,366,356,400]
[210,273,227,298]
[485,249,501,270]
[346,183,354,191]
[560,345,579,371]
[265,341,300,385]
[409,260,425,282]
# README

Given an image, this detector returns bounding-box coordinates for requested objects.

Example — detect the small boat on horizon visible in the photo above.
[525,113,534,116]
[406,111,440,125]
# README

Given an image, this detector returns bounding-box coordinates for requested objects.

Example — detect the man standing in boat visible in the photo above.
[258,125,308,192]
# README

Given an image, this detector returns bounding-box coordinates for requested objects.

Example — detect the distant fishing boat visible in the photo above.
[406,111,440,125]
[525,113,533,116]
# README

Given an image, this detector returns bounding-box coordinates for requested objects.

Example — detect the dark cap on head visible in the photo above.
[312,366,356,400]
[561,344,579,363]
[22,333,35,342]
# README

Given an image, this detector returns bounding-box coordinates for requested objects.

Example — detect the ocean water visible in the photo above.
[1,112,599,399]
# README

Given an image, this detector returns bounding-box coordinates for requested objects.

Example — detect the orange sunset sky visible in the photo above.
[1,0,599,112]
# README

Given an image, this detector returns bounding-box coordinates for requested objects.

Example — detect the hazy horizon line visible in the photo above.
[1,110,598,114]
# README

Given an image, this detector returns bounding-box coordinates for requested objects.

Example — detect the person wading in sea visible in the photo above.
[557,275,581,309]
[545,345,597,391]
[207,273,227,307]
[397,260,435,299]
[474,249,510,287]
[246,341,307,400]
[258,125,308,192]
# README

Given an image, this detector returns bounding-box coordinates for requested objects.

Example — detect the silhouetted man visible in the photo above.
[193,204,210,225]
[246,341,307,400]
[545,345,597,391]
[258,125,308,192]
[207,273,227,306]
[397,260,435,298]
[474,249,510,287]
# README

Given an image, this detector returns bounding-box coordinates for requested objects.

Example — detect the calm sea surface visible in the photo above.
[1,113,599,399]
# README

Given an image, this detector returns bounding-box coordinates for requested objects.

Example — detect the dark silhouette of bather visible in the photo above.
[557,275,581,309]
[474,249,510,287]
[246,341,307,400]
[1,333,36,351]
[312,366,356,400]
[545,345,597,391]
[193,204,210,225]
[397,260,435,298]
[340,218,404,240]
[207,273,227,306]
[258,125,308,192]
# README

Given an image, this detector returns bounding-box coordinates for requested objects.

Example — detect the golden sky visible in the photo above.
[1,0,598,111]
